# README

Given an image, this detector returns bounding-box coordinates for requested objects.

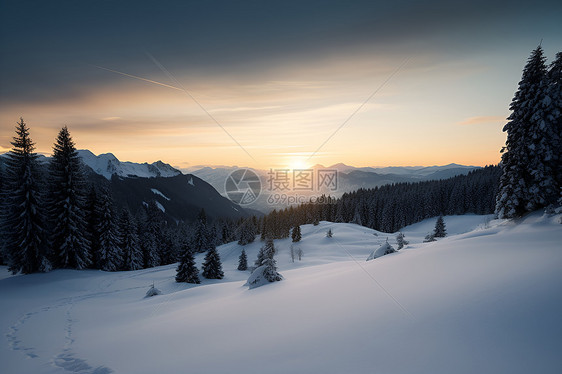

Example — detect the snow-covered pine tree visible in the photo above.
[546,52,562,195]
[255,238,274,267]
[237,248,248,271]
[434,215,446,238]
[192,209,214,253]
[525,49,560,210]
[291,225,302,242]
[118,209,143,271]
[143,201,163,267]
[201,244,223,279]
[237,219,256,245]
[176,241,200,283]
[423,232,436,243]
[261,238,281,282]
[136,208,158,268]
[496,46,548,218]
[2,118,51,274]
[396,232,409,250]
[47,126,91,269]
[96,188,122,271]
[0,163,5,265]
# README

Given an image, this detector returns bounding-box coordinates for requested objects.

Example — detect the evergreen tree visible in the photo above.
[118,210,143,271]
[201,245,223,279]
[237,248,248,271]
[0,163,5,265]
[85,186,101,268]
[97,189,122,271]
[496,46,549,218]
[48,126,91,269]
[434,215,447,238]
[143,201,163,267]
[255,238,275,268]
[423,232,436,243]
[396,232,409,250]
[291,225,302,242]
[546,52,562,194]
[237,220,256,245]
[176,242,200,283]
[2,118,51,274]
[261,238,282,282]
[526,50,561,210]
[192,209,213,253]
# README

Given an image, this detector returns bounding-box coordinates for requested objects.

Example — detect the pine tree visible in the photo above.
[176,242,200,283]
[2,118,51,274]
[291,225,302,242]
[261,238,281,282]
[85,186,101,268]
[525,49,560,210]
[48,126,91,269]
[192,209,213,252]
[546,52,562,195]
[237,248,248,271]
[423,232,436,243]
[0,163,5,265]
[119,210,143,271]
[255,238,274,267]
[496,46,549,218]
[135,206,159,268]
[396,232,409,250]
[97,189,122,271]
[434,215,446,238]
[237,220,256,245]
[201,245,223,279]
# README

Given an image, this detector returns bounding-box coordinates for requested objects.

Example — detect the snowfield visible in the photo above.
[1,213,561,374]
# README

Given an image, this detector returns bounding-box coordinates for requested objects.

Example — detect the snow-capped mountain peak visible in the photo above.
[77,149,182,180]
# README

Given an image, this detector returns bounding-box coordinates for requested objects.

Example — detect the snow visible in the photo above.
[1,212,561,373]
[77,150,181,180]
[366,241,395,261]
[150,188,170,201]
[154,201,165,213]
[244,264,279,289]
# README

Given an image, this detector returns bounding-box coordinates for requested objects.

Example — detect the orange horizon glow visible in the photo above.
[0,52,513,170]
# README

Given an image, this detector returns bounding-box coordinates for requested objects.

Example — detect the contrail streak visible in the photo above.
[92,65,183,91]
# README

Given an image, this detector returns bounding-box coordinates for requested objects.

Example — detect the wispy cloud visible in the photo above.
[458,116,506,126]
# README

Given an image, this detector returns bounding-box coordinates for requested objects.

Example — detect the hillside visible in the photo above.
[1,212,561,373]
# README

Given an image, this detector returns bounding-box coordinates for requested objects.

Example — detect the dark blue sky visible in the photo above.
[2,0,560,104]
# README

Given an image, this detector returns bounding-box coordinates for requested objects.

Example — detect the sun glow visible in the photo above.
[286,157,310,170]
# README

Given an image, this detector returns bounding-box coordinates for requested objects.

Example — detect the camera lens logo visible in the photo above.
[225,169,261,205]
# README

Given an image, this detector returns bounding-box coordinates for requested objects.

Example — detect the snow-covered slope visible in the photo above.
[77,149,181,179]
[1,212,561,374]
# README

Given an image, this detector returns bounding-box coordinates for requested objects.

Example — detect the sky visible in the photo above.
[1,0,561,170]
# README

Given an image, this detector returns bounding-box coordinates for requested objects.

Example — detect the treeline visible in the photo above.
[257,166,501,238]
[0,119,257,274]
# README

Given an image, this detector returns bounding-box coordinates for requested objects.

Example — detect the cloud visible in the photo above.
[458,116,506,126]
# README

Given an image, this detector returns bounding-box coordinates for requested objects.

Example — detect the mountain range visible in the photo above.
[184,163,481,212]
[0,151,250,223]
[1,150,481,215]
